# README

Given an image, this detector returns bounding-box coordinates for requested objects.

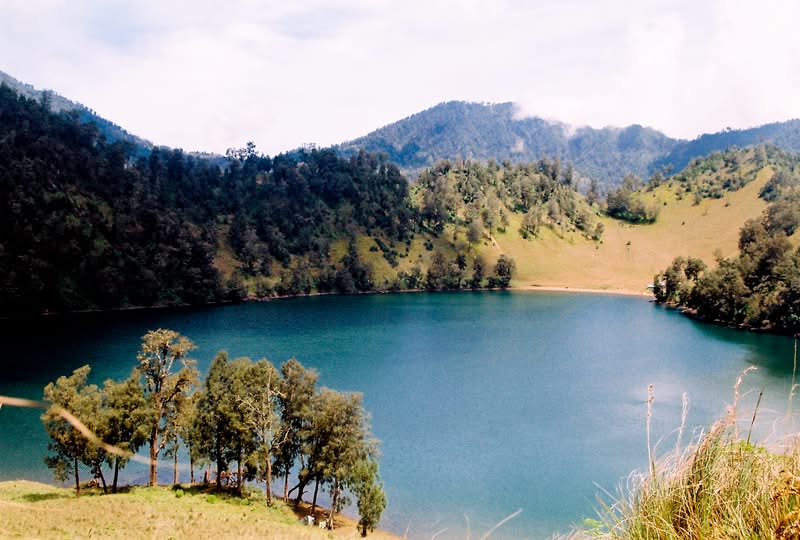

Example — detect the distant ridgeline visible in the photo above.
[0,70,153,157]
[338,101,800,188]
[652,146,800,333]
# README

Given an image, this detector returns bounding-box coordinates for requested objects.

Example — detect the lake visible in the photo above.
[0,292,796,539]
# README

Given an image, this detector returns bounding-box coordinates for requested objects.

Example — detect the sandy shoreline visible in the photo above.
[512,285,654,297]
[1,284,654,320]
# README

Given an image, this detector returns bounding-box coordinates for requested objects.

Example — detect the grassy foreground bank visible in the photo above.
[565,373,800,540]
[0,481,399,539]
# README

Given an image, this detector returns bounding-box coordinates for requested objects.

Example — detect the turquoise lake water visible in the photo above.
[0,292,796,539]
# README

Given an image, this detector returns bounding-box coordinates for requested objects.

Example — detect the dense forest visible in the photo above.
[0,84,524,316]
[339,100,800,188]
[653,146,800,333]
[7,76,800,324]
[415,157,600,240]
[0,81,512,315]
[338,101,676,186]
[41,328,386,535]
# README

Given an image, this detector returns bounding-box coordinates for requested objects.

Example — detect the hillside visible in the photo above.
[0,481,398,539]
[0,70,153,156]
[338,101,800,189]
[496,152,772,292]
[338,101,677,187]
[0,83,420,315]
[0,78,793,315]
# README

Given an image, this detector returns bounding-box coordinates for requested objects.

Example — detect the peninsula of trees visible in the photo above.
[41,329,386,536]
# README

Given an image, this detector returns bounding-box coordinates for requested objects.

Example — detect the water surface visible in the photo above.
[0,292,795,539]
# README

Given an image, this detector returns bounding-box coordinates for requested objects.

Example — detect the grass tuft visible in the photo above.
[566,369,800,540]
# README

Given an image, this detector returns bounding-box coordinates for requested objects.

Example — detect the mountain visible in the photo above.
[338,101,800,188]
[651,119,800,175]
[337,101,677,186]
[0,70,153,156]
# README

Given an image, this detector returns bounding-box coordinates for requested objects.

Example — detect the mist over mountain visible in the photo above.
[338,101,800,187]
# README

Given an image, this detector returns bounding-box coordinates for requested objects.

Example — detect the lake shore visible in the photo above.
[513,284,654,297]
[1,284,654,320]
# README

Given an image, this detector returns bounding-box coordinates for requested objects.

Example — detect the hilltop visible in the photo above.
[337,101,676,187]
[0,70,153,157]
[338,100,800,188]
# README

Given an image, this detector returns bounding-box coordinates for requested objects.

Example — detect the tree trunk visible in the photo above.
[237,446,243,494]
[74,456,80,497]
[173,449,179,485]
[311,477,320,514]
[327,477,339,530]
[216,451,223,492]
[112,457,120,494]
[265,454,273,506]
[96,465,108,494]
[149,426,159,486]
[283,471,289,502]
[294,474,310,506]
[190,455,195,485]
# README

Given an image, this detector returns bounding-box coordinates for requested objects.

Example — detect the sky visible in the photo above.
[2,0,800,155]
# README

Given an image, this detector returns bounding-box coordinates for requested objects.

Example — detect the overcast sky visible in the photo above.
[2,0,799,155]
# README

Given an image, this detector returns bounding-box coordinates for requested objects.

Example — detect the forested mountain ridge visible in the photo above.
[337,101,677,187]
[651,120,800,177]
[0,70,153,157]
[338,100,800,188]
[2,75,797,317]
[0,83,521,316]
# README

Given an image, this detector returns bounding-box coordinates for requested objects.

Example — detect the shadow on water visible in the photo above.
[651,303,796,378]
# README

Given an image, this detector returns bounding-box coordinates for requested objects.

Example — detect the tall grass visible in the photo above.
[567,366,800,540]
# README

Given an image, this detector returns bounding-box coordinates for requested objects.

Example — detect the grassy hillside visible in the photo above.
[491,166,770,292]
[0,481,398,539]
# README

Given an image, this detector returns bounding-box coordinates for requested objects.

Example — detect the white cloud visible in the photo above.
[1,0,799,154]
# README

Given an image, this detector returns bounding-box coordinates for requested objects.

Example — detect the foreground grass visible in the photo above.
[567,396,800,539]
[0,481,399,539]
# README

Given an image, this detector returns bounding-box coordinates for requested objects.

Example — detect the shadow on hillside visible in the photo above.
[21,492,69,503]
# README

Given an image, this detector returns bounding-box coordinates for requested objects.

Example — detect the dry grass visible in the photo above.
[565,368,800,540]
[0,481,400,540]
[492,169,771,291]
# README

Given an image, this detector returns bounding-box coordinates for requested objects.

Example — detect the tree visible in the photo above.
[303,389,375,529]
[351,457,387,536]
[135,329,199,486]
[520,207,542,238]
[192,352,252,492]
[164,387,197,486]
[426,251,450,290]
[275,358,318,503]
[491,255,515,289]
[240,359,283,505]
[103,376,148,492]
[42,365,105,496]
[471,256,485,289]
